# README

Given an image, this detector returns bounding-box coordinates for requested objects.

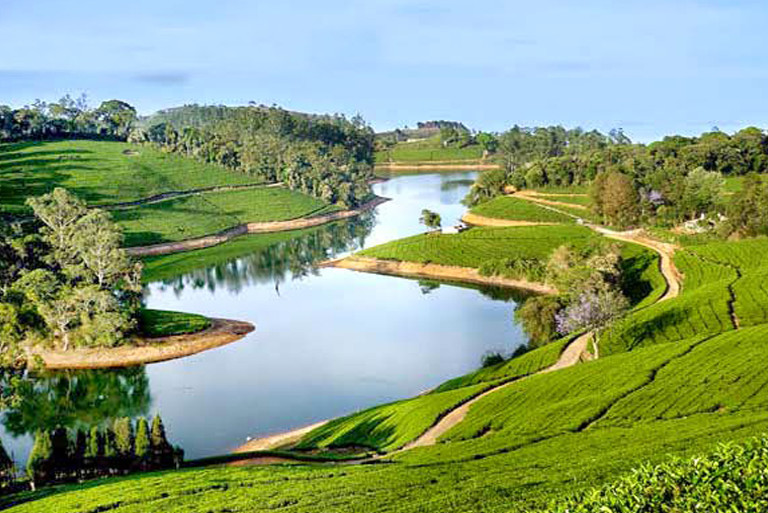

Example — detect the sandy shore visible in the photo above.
[461,212,556,227]
[234,420,329,453]
[321,256,557,295]
[29,318,255,369]
[126,196,390,257]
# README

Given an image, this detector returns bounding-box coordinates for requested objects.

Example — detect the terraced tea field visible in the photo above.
[469,196,574,224]
[0,140,256,213]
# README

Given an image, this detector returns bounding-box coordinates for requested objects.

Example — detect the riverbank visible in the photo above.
[320,256,557,294]
[28,318,255,369]
[375,161,500,171]
[126,196,390,257]
[234,421,329,453]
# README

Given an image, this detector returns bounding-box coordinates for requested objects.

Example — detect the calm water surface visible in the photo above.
[2,172,530,463]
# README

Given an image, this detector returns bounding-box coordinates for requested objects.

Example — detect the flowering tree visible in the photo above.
[555,287,628,335]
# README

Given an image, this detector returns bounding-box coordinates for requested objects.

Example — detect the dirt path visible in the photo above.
[30,318,254,369]
[104,183,279,210]
[322,256,558,295]
[515,190,589,211]
[592,226,681,301]
[234,421,329,453]
[489,193,682,301]
[461,212,556,228]
[394,332,593,453]
[126,196,390,257]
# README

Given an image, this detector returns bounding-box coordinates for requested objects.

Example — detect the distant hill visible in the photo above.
[377,120,470,142]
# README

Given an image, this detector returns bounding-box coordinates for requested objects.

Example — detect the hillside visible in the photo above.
[375,135,487,165]
[0,140,347,248]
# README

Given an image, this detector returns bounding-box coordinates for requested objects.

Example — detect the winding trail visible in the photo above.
[104,182,280,210]
[388,205,683,453]
[234,191,684,461]
[395,332,593,453]
[514,190,589,211]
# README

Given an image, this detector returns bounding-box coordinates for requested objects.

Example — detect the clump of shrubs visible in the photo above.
[545,436,768,512]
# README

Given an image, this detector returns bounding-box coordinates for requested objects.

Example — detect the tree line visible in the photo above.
[0,94,137,141]
[0,189,142,364]
[465,125,768,234]
[23,415,182,490]
[130,104,376,209]
[463,125,628,205]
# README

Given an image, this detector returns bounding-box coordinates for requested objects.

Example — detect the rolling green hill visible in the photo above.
[8,154,768,511]
[0,140,343,248]
[375,135,485,163]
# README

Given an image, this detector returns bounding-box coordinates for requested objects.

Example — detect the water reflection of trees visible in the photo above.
[152,213,376,295]
[1,367,151,437]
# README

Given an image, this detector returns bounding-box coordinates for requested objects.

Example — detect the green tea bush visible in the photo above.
[547,436,768,513]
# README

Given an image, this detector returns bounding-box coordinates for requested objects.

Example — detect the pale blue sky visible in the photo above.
[1,0,767,140]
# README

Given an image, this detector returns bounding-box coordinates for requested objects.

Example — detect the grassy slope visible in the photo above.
[294,382,493,453]
[12,327,768,512]
[0,140,255,213]
[11,205,768,511]
[470,196,574,223]
[375,136,484,163]
[359,225,599,267]
[137,309,211,337]
[0,140,340,247]
[114,187,337,247]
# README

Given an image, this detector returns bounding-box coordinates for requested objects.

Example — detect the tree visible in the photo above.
[515,296,564,347]
[95,100,137,138]
[27,430,53,487]
[71,209,129,287]
[592,171,640,227]
[726,174,768,237]
[419,209,442,231]
[112,418,134,459]
[476,132,498,154]
[85,426,102,461]
[150,415,171,453]
[680,167,724,219]
[555,285,629,335]
[0,437,13,485]
[26,188,88,254]
[135,417,150,462]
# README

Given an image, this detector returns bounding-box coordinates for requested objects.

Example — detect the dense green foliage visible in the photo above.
[0,189,143,360]
[0,95,137,142]
[25,416,180,488]
[470,196,574,223]
[548,436,768,512]
[132,105,375,208]
[136,310,211,338]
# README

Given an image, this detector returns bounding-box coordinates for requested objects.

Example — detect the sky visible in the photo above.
[1,0,767,141]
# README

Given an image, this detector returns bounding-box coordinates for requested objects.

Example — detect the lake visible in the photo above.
[1,171,530,464]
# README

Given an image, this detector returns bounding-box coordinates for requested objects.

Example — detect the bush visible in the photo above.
[480,351,505,368]
[546,436,768,512]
